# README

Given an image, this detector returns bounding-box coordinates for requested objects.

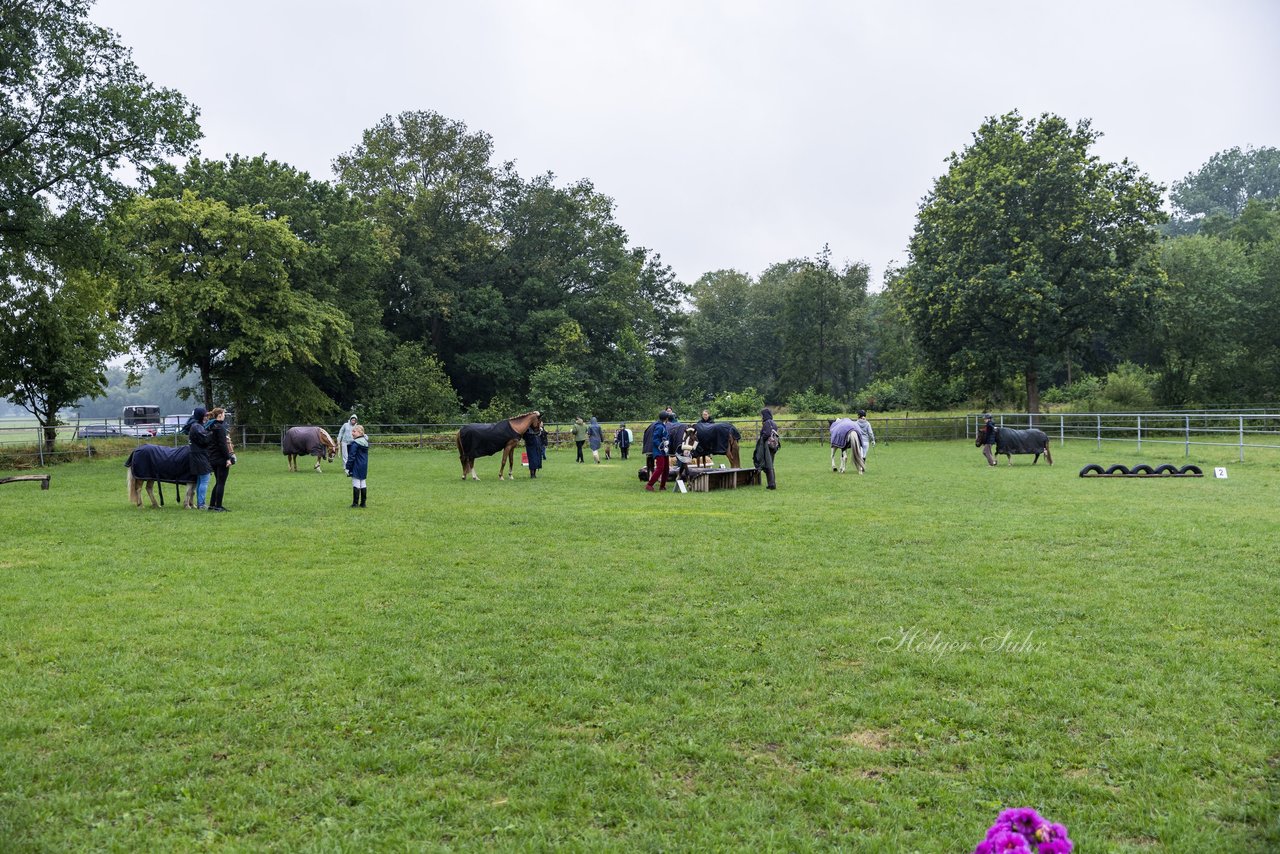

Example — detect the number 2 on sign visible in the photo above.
[1214,467,1228,479]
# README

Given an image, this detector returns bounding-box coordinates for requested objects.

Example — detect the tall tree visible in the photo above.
[777,248,868,399]
[333,110,502,357]
[0,0,199,437]
[1167,146,1280,235]
[0,268,124,451]
[901,111,1165,413]
[682,269,758,397]
[146,155,390,411]
[1139,235,1251,405]
[114,192,357,422]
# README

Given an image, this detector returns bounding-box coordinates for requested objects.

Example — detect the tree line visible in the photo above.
[3,2,1278,453]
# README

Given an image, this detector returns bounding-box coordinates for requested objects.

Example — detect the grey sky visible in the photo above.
[92,0,1280,288]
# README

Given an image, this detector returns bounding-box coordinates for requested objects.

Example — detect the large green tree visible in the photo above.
[146,155,391,412]
[0,0,199,437]
[0,268,124,450]
[115,192,357,422]
[1139,235,1252,405]
[777,248,869,399]
[901,111,1165,413]
[1167,146,1280,236]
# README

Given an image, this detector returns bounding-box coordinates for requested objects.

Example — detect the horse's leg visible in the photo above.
[831,446,837,472]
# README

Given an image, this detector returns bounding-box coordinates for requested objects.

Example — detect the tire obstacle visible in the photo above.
[1079,464,1203,478]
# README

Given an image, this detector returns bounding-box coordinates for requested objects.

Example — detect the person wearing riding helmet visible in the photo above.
[645,411,673,491]
[980,412,998,467]
[753,408,780,490]
[855,409,876,464]
[186,406,213,509]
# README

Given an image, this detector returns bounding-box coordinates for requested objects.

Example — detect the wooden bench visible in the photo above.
[684,467,759,492]
[0,475,51,490]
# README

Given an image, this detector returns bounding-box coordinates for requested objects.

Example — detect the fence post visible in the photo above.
[1096,414,1101,451]
[1185,415,1190,457]
[1137,414,1142,453]
[1240,416,1245,462]
[1059,414,1065,446]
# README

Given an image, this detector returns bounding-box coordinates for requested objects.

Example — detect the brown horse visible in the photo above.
[457,411,542,481]
[282,426,337,472]
[677,422,742,469]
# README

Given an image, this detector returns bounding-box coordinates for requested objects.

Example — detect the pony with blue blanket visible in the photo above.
[126,444,196,508]
[976,422,1053,466]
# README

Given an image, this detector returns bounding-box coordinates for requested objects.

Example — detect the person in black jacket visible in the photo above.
[753,408,780,490]
[206,407,235,511]
[185,406,213,509]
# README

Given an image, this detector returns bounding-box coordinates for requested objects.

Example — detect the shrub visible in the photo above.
[712,388,766,418]
[854,376,911,412]
[784,387,843,415]
[907,367,968,410]
[1041,375,1103,409]
[1098,362,1156,411]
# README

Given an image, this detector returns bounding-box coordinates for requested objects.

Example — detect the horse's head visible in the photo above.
[975,422,989,447]
[319,428,337,461]
[530,411,542,432]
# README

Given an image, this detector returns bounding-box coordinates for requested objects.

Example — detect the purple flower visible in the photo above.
[997,808,1045,838]
[1038,840,1073,854]
[983,830,1032,853]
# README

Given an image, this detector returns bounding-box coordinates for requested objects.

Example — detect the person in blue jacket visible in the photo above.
[645,411,673,491]
[348,425,369,507]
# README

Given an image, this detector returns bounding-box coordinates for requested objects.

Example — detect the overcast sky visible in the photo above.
[91,0,1280,289]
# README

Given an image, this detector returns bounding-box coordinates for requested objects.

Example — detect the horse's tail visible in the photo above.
[126,464,139,504]
[729,424,741,440]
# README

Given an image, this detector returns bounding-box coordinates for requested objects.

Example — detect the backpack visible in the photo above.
[766,428,780,451]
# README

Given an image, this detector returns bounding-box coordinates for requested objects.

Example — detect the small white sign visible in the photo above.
[1214,467,1228,479]
[675,479,688,493]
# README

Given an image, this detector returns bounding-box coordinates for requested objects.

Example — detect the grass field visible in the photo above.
[1,440,1277,851]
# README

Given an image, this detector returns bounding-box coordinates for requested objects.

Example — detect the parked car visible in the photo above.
[75,424,156,439]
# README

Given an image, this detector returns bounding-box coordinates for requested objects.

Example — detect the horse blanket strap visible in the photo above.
[690,422,740,456]
[282,426,326,456]
[996,428,1049,454]
[829,418,858,448]
[126,445,193,483]
[459,421,519,459]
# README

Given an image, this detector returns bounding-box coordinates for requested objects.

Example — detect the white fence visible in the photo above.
[971,411,1280,461]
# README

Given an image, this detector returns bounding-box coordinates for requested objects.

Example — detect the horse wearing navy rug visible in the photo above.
[976,422,1053,466]
[677,422,742,469]
[282,426,337,472]
[125,444,196,508]
[457,411,542,480]
[828,418,865,474]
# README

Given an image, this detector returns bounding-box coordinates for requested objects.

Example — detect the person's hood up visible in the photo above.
[761,408,773,420]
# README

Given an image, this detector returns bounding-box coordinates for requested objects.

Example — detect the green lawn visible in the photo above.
[1,441,1277,851]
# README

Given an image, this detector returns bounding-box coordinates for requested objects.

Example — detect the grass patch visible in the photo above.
[1,442,1277,850]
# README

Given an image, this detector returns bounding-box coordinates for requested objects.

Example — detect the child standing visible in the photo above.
[348,425,369,507]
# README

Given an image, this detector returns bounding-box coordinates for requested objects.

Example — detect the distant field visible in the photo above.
[1,442,1277,851]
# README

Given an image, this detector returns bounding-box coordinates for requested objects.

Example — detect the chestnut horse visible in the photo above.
[457,411,543,481]
[282,426,337,472]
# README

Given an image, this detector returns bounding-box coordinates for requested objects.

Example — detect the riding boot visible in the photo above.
[360,487,367,507]
[352,487,359,508]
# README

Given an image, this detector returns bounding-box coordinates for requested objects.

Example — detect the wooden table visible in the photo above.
[684,467,760,492]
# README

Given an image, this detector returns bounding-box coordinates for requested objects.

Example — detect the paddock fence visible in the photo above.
[2,409,1278,468]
